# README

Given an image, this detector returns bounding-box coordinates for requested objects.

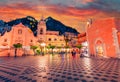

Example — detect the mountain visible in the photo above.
[7,16,38,36]
[0,20,7,36]
[0,16,38,36]
[45,16,79,35]
[0,16,79,36]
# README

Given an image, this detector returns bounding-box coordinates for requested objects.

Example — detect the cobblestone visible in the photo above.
[0,54,120,82]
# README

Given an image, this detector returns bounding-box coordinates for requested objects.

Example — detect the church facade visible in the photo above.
[86,17,120,58]
[0,18,66,56]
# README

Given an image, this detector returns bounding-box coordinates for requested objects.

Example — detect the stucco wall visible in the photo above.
[87,18,117,57]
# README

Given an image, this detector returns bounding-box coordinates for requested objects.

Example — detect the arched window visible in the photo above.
[49,44,51,46]
[60,39,63,41]
[4,39,7,42]
[40,28,43,34]
[18,29,22,34]
[30,40,33,42]
[48,38,51,41]
[54,38,57,41]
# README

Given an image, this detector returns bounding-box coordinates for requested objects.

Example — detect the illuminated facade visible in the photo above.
[0,17,66,56]
[46,31,65,47]
[64,32,78,47]
[87,17,120,58]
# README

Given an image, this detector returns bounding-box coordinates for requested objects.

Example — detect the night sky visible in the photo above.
[0,0,120,32]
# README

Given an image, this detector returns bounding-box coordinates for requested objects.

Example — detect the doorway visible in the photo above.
[95,40,104,57]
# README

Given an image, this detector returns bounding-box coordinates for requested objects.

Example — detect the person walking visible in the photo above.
[71,49,76,58]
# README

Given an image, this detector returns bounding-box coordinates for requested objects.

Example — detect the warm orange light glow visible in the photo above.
[0,4,114,32]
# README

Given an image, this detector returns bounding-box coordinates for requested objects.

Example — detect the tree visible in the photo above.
[64,35,71,47]
[36,49,41,55]
[65,45,70,48]
[65,45,70,54]
[13,43,22,57]
[76,45,82,54]
[64,34,72,54]
[47,45,56,54]
[30,45,38,56]
[56,46,62,53]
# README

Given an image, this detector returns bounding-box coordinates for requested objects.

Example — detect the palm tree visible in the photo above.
[64,35,71,47]
[63,34,72,54]
[30,45,38,56]
[13,43,22,57]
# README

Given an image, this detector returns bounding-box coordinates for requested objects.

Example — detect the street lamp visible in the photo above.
[40,42,46,55]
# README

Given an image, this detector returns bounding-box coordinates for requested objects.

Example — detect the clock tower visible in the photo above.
[37,16,46,43]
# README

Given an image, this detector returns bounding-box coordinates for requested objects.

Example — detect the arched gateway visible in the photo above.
[94,39,106,57]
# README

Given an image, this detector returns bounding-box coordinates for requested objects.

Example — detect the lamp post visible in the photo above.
[40,42,46,55]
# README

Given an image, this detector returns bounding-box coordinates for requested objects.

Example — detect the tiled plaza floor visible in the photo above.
[0,54,120,82]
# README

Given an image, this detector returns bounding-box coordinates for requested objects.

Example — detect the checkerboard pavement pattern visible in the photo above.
[0,54,120,82]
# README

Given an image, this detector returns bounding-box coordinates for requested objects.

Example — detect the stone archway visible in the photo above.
[95,39,105,57]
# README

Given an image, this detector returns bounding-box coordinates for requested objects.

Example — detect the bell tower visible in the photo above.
[37,15,46,42]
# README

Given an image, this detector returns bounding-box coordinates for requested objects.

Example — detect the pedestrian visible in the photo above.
[80,51,84,57]
[8,52,10,57]
[71,49,76,58]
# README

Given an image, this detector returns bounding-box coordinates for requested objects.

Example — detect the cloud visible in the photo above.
[44,5,99,17]
[84,0,120,12]
[0,0,120,32]
[0,3,40,21]
[0,1,119,22]
[0,0,120,13]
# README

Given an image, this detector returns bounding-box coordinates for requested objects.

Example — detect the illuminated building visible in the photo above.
[64,32,78,47]
[0,17,67,56]
[78,32,87,44]
[86,17,120,58]
[46,31,65,47]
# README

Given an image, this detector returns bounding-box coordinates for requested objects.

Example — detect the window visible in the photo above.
[54,38,57,41]
[18,29,22,34]
[4,39,7,42]
[48,38,51,41]
[30,40,33,42]
[61,44,64,46]
[40,28,43,34]
[60,39,62,41]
